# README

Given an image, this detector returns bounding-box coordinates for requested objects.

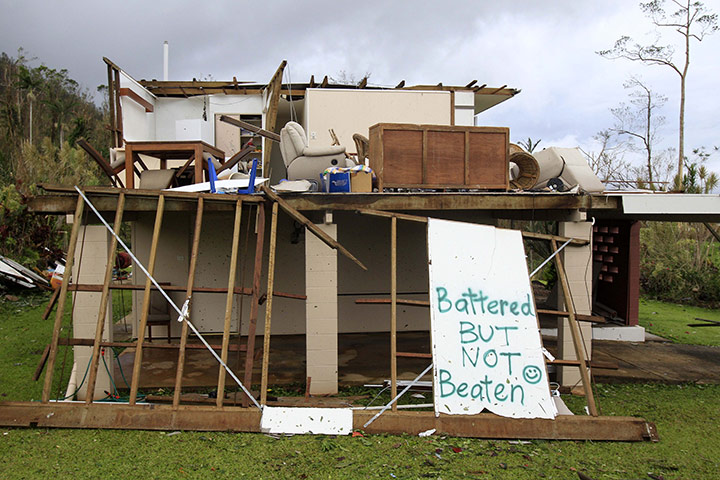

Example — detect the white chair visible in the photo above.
[280,122,355,181]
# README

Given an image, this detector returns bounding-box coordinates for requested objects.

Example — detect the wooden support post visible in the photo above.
[235,214,252,381]
[552,238,598,416]
[42,195,85,403]
[129,195,165,405]
[260,202,279,405]
[85,193,125,403]
[243,202,266,406]
[173,197,204,408]
[107,63,117,148]
[114,69,123,149]
[217,199,243,407]
[390,216,398,412]
[262,186,367,270]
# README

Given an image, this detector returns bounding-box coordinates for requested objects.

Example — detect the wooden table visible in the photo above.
[124,141,225,189]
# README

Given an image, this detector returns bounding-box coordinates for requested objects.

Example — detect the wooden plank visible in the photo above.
[42,195,84,403]
[42,288,61,320]
[236,215,253,371]
[522,231,589,246]
[124,143,135,189]
[353,411,657,442]
[260,202,279,405]
[30,188,621,215]
[114,69,123,156]
[85,193,125,404]
[390,216,398,412]
[0,402,262,432]
[463,130,470,184]
[396,351,432,359]
[129,195,165,405]
[356,298,430,307]
[217,200,243,407]
[106,63,117,148]
[219,115,281,142]
[450,91,456,126]
[243,202,266,406]
[58,338,248,351]
[356,209,428,223]
[0,402,657,441]
[262,60,286,179]
[262,186,367,270]
[118,87,154,112]
[68,281,302,298]
[33,344,51,381]
[67,282,305,300]
[548,359,619,370]
[173,198,204,408]
[552,238,598,416]
[537,309,606,324]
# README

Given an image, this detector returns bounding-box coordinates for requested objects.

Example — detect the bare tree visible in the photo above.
[597,0,718,189]
[330,70,372,86]
[581,130,635,188]
[610,77,674,188]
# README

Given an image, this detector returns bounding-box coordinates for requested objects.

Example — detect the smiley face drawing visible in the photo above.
[523,365,543,384]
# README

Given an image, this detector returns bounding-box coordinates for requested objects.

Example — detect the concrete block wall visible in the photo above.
[556,221,593,387]
[72,224,112,401]
[305,222,338,395]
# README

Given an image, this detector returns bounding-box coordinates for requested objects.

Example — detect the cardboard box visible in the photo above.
[350,170,372,192]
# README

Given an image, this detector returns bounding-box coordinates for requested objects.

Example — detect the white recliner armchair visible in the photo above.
[280,122,355,181]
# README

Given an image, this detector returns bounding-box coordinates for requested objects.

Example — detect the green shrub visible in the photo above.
[640,221,720,305]
[0,183,63,267]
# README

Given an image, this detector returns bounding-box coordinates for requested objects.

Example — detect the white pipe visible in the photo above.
[529,238,573,278]
[64,362,78,401]
[163,41,169,81]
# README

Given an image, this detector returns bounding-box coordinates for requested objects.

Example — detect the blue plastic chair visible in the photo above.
[237,158,258,194]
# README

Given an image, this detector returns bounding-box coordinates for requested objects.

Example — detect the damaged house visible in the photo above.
[7,56,719,440]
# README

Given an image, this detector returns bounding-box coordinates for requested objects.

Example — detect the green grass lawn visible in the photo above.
[0,290,72,402]
[639,297,720,346]
[0,292,718,479]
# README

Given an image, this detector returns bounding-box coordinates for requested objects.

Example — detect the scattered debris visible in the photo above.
[0,255,50,289]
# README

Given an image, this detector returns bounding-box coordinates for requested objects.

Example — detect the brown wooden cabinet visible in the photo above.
[368,123,509,191]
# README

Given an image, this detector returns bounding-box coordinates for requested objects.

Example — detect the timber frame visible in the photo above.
[0,186,660,441]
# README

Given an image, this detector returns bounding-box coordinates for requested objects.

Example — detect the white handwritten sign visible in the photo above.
[427,219,556,419]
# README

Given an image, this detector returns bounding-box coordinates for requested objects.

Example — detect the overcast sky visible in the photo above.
[2,0,718,174]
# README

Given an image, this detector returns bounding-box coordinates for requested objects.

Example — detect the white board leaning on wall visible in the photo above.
[427,219,557,419]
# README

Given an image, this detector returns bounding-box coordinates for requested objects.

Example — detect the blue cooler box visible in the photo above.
[321,172,351,192]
